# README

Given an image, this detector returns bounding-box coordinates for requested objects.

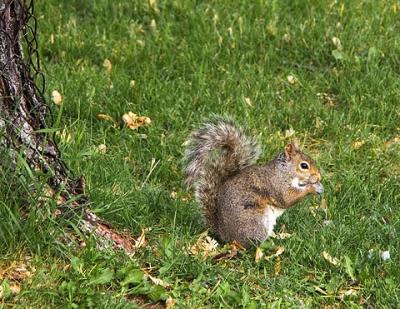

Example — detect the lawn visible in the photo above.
[1,0,400,307]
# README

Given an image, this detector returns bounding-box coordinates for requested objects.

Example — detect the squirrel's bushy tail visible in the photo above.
[184,117,260,232]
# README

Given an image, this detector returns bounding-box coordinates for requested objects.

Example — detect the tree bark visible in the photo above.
[0,0,135,253]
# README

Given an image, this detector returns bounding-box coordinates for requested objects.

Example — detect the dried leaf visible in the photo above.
[0,258,35,297]
[10,283,20,294]
[149,19,157,33]
[352,140,365,150]
[381,250,390,261]
[338,288,358,300]
[317,92,339,107]
[383,136,400,150]
[147,274,170,287]
[148,0,159,12]
[284,128,295,138]
[314,285,328,295]
[190,231,219,259]
[265,246,285,261]
[213,240,245,262]
[166,297,176,309]
[255,247,264,263]
[51,90,62,105]
[322,251,340,266]
[96,114,115,122]
[332,37,343,51]
[97,144,107,154]
[122,112,151,130]
[271,232,292,239]
[103,59,112,73]
[274,256,282,275]
[244,97,253,107]
[231,240,246,252]
[213,248,239,262]
[287,75,296,84]
[134,228,148,249]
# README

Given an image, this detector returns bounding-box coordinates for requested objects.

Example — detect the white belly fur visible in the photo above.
[263,206,286,236]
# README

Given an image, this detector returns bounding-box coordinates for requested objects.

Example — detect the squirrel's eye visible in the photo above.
[300,162,309,170]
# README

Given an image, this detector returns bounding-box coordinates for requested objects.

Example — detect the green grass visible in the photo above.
[1,0,400,307]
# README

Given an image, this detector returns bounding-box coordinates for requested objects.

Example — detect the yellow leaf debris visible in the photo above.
[51,90,62,105]
[103,59,112,73]
[122,112,151,130]
[322,251,340,266]
[352,140,365,150]
[255,247,264,263]
[96,113,115,122]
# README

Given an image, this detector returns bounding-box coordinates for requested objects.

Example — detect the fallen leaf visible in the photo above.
[147,274,170,288]
[244,97,253,107]
[383,136,400,150]
[271,232,292,239]
[51,90,62,105]
[149,19,157,33]
[166,297,176,309]
[332,37,343,51]
[134,228,149,249]
[10,283,20,294]
[352,140,365,150]
[317,92,339,107]
[213,248,239,261]
[96,114,115,122]
[381,250,390,261]
[97,144,107,154]
[265,246,285,261]
[190,231,219,259]
[148,0,159,12]
[255,247,264,263]
[122,112,151,130]
[103,59,112,73]
[231,240,246,252]
[322,251,340,266]
[338,288,358,300]
[274,256,282,275]
[285,128,295,138]
[0,258,35,297]
[213,240,245,262]
[137,39,145,47]
[287,75,296,84]
[314,286,328,295]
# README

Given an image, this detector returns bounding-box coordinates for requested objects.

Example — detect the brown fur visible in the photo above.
[184,118,323,247]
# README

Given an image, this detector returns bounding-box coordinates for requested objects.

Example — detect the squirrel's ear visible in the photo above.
[284,142,298,160]
[292,139,300,149]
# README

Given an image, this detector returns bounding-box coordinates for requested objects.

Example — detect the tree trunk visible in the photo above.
[0,0,135,253]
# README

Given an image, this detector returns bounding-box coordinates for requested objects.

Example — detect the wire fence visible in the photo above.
[23,0,46,97]
[0,0,73,182]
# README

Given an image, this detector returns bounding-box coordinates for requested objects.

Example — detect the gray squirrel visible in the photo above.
[184,117,323,247]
